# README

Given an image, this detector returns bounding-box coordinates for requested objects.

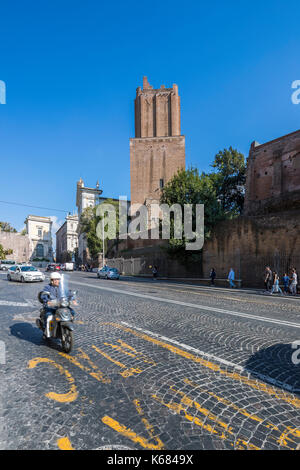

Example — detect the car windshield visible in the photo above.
[21,267,38,272]
[109,268,118,272]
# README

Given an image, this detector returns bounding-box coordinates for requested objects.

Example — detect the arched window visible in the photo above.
[36,244,44,258]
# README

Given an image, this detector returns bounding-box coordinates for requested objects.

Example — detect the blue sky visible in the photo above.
[1,0,300,236]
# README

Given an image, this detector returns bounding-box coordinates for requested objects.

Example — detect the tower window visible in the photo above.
[159,179,164,189]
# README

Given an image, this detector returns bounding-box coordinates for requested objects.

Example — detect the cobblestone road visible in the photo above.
[1,271,300,450]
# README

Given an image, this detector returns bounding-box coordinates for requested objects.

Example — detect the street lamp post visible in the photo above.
[102,217,105,267]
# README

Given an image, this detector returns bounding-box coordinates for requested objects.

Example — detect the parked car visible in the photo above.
[46,263,61,272]
[7,265,45,283]
[97,266,120,280]
[0,260,16,271]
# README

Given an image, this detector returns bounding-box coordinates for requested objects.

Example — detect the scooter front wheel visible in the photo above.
[61,328,73,353]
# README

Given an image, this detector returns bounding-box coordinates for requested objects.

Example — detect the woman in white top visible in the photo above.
[290,269,298,296]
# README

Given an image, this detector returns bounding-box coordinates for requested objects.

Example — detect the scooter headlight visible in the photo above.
[57,308,72,321]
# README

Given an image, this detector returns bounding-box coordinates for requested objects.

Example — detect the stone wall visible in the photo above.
[106,211,300,287]
[0,232,31,262]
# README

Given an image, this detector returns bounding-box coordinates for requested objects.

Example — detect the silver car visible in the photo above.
[0,260,16,271]
[7,265,45,283]
[97,266,120,280]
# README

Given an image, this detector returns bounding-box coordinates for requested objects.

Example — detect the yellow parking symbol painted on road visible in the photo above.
[28,357,78,403]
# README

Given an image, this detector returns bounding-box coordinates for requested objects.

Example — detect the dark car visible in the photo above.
[46,263,61,272]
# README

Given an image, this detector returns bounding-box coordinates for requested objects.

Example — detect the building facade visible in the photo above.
[55,214,78,263]
[25,215,53,262]
[130,77,186,210]
[76,179,103,264]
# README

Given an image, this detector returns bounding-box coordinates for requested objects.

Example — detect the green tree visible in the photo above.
[0,244,13,259]
[79,199,121,260]
[160,167,225,262]
[211,146,246,215]
[0,222,17,233]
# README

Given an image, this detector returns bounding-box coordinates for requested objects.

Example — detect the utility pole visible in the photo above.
[102,217,105,267]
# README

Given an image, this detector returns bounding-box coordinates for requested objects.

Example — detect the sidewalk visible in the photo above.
[123,274,300,299]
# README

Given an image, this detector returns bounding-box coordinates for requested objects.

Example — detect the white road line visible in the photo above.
[119,321,298,393]
[125,279,300,302]
[121,321,244,371]
[69,279,300,330]
[0,300,31,307]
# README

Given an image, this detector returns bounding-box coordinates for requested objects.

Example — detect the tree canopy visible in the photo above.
[79,199,121,260]
[0,244,13,259]
[160,147,246,262]
[210,146,246,215]
[0,222,17,233]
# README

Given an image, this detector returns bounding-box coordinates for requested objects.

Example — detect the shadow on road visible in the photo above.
[10,322,62,351]
[244,342,300,396]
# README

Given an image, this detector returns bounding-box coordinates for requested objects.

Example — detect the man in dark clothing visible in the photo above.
[210,268,216,286]
[264,267,273,292]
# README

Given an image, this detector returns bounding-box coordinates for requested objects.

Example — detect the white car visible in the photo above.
[7,265,45,283]
[0,260,16,271]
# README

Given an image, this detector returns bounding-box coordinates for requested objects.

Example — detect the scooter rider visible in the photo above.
[40,272,63,337]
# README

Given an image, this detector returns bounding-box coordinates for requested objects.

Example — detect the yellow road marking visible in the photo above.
[152,386,259,450]
[103,339,156,366]
[92,344,142,378]
[28,357,78,403]
[278,427,300,448]
[57,437,74,450]
[102,399,165,450]
[104,322,300,408]
[184,379,300,449]
[59,349,111,384]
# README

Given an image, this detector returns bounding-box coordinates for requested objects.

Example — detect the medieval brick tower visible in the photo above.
[130,77,185,209]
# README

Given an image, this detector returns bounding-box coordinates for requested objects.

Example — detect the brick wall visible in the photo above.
[106,211,300,287]
[202,212,300,287]
[244,130,300,216]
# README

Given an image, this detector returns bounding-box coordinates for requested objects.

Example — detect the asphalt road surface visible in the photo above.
[1,270,300,450]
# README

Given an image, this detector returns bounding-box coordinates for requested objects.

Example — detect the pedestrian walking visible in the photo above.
[290,268,298,296]
[228,268,235,288]
[152,265,158,280]
[209,268,216,286]
[264,266,273,292]
[270,272,283,296]
[282,273,290,295]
